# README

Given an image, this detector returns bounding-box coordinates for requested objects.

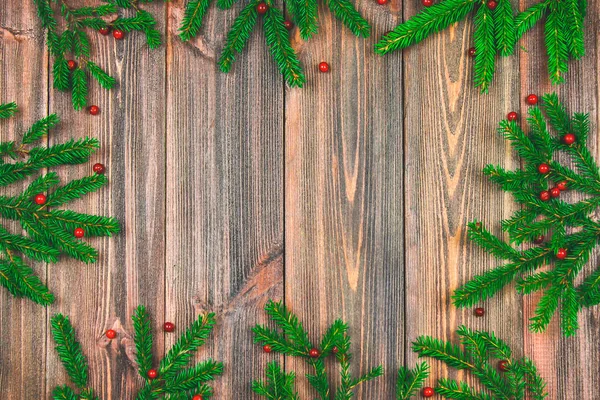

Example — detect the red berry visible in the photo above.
[556,248,567,260]
[67,60,77,70]
[562,133,576,145]
[507,111,518,121]
[422,387,435,397]
[537,163,550,174]
[468,47,476,57]
[557,181,568,191]
[498,360,510,372]
[105,329,117,339]
[421,0,433,6]
[526,94,538,105]
[309,348,320,358]
[163,322,175,332]
[147,369,158,379]
[192,396,203,400]
[332,346,339,354]
[319,62,330,73]
[378,0,389,4]
[256,2,268,14]
[112,29,124,40]
[475,222,482,230]
[88,105,100,115]
[99,27,110,35]
[487,0,497,9]
[284,20,293,30]
[474,307,485,317]
[34,193,47,205]
[93,163,106,174]
[539,191,550,201]
[263,344,272,353]
[74,228,85,238]
[550,187,561,198]
[533,235,544,244]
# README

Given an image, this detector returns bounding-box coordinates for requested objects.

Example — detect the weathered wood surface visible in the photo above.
[0,0,599,398]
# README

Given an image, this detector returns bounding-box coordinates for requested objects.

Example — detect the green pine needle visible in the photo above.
[253,300,382,400]
[179,0,213,41]
[0,105,119,305]
[51,314,89,389]
[263,8,305,88]
[376,0,587,91]
[457,93,600,336]
[406,326,547,399]
[34,0,159,110]
[0,102,18,119]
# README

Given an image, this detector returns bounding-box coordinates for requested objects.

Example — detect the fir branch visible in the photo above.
[325,0,370,38]
[375,0,476,54]
[376,0,587,91]
[473,1,495,93]
[254,300,382,400]
[219,0,259,73]
[0,102,18,119]
[253,361,300,400]
[0,105,119,305]
[133,305,154,377]
[179,0,213,42]
[263,7,305,88]
[51,314,89,389]
[396,362,430,400]
[409,326,547,399]
[34,0,161,110]
[459,93,600,335]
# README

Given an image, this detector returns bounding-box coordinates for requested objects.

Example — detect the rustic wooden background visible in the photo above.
[0,0,599,398]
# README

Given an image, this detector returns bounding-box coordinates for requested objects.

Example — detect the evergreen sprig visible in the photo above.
[454,93,600,336]
[252,300,383,400]
[50,314,99,400]
[375,0,587,92]
[51,307,223,400]
[0,103,119,306]
[179,0,369,87]
[398,326,547,399]
[133,305,223,400]
[33,0,162,110]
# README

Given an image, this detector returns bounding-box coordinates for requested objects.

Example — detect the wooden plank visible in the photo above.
[284,4,403,397]
[519,1,600,397]
[402,0,523,390]
[44,2,167,398]
[0,2,49,398]
[165,2,284,398]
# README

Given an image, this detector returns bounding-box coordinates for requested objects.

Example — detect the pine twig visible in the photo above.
[455,93,600,336]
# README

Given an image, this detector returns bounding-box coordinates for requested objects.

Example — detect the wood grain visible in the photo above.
[519,0,600,397]
[164,1,283,397]
[0,2,49,398]
[0,0,599,398]
[44,2,167,398]
[402,0,524,389]
[284,3,403,397]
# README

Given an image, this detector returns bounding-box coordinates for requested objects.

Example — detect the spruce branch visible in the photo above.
[51,307,222,400]
[0,104,119,306]
[398,326,547,399]
[133,305,223,399]
[253,300,382,400]
[33,0,161,110]
[182,0,369,86]
[456,93,600,336]
[376,0,588,92]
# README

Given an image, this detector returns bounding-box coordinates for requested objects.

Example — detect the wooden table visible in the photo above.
[0,0,598,398]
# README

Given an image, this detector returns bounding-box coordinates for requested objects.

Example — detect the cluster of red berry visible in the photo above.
[33,163,106,239]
